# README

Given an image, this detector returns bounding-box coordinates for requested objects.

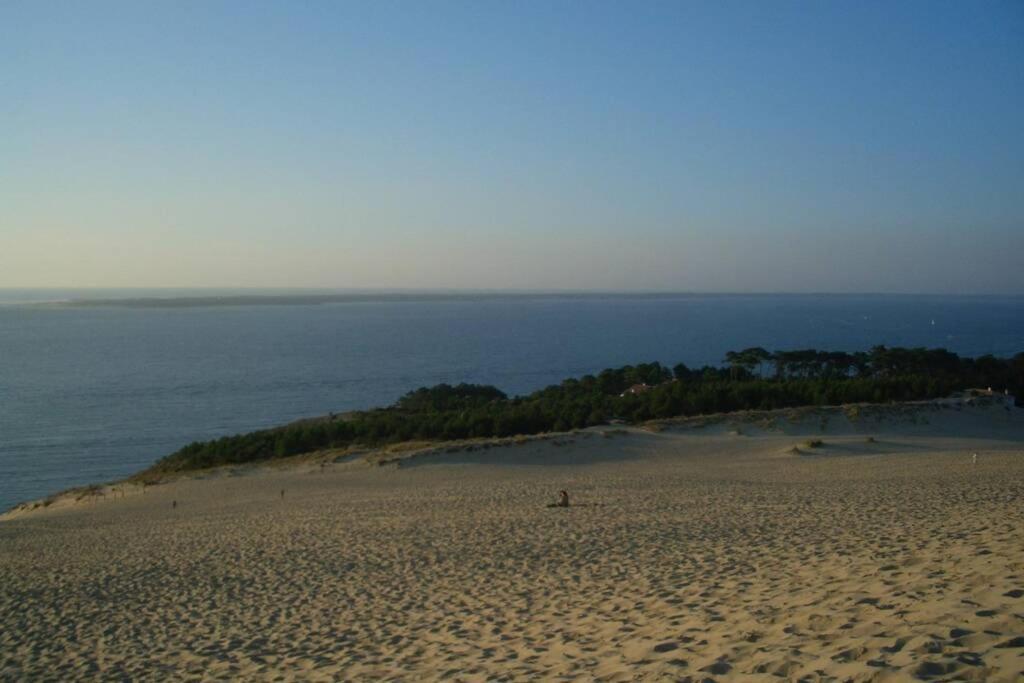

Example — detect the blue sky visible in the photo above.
[2,1,1022,293]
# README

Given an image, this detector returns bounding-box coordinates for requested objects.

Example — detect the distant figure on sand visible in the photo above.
[547,490,570,508]
[972,452,978,465]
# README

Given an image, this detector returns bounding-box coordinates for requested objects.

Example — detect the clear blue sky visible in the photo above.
[2,1,1022,293]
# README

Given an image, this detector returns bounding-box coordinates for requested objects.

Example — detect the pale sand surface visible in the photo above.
[2,403,1023,681]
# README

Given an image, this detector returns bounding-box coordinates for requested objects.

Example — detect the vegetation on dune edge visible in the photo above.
[143,346,1024,475]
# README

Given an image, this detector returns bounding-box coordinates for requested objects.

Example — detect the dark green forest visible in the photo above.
[147,346,1024,474]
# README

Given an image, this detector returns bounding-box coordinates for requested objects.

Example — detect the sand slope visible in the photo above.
[1,403,1023,681]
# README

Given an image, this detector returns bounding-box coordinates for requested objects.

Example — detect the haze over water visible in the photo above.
[1,290,1021,511]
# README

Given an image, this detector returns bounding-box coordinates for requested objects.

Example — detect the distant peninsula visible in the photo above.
[143,346,1023,476]
[32,291,743,309]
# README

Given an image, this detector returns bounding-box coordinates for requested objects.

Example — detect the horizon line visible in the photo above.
[1,286,1023,298]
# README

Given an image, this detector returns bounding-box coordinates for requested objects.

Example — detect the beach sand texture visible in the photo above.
[1,404,1023,681]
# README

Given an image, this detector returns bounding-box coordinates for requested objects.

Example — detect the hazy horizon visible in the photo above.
[3,1,1023,294]
[4,287,1024,307]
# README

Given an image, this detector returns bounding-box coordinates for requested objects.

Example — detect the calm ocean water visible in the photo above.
[1,290,1022,511]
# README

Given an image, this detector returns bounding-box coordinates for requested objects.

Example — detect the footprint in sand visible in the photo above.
[995,636,1024,649]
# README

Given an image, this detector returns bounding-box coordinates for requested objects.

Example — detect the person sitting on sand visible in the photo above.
[547,490,570,508]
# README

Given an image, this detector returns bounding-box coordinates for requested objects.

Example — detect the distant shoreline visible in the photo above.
[4,289,1023,309]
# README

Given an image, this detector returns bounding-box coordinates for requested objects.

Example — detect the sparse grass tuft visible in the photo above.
[384,441,435,454]
[74,484,105,501]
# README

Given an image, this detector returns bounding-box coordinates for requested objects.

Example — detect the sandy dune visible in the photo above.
[1,402,1023,681]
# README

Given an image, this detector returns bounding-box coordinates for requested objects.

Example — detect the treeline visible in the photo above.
[146,346,1024,474]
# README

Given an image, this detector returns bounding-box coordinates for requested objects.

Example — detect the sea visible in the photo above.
[2,289,1022,512]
